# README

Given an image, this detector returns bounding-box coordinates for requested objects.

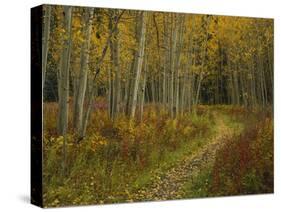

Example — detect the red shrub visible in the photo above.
[211,114,273,195]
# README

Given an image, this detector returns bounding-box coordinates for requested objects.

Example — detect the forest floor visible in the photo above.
[43,105,273,207]
[131,112,242,201]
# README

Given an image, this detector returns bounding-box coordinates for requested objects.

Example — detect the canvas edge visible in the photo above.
[31,4,43,208]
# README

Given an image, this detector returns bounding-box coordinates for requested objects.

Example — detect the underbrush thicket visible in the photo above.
[43,103,273,206]
[181,106,273,198]
[211,110,273,195]
[43,103,214,206]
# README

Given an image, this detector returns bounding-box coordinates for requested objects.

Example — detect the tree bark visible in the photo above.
[110,11,121,120]
[74,9,94,136]
[57,6,72,176]
[130,11,148,118]
[140,58,147,122]
[195,16,210,107]
[169,14,178,118]
[57,6,72,135]
[79,10,125,138]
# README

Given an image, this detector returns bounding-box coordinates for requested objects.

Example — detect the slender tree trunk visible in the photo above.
[74,10,94,137]
[162,14,168,108]
[174,15,185,116]
[110,11,121,120]
[81,84,96,137]
[181,16,195,113]
[125,52,136,116]
[233,66,240,105]
[195,16,209,107]
[107,65,113,118]
[130,11,147,118]
[76,10,124,139]
[42,5,51,88]
[195,73,203,106]
[250,56,257,107]
[57,6,72,176]
[151,78,156,104]
[188,72,194,112]
[169,14,178,118]
[57,6,72,135]
[140,59,147,122]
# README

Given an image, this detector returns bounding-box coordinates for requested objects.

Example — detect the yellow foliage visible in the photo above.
[89,133,108,152]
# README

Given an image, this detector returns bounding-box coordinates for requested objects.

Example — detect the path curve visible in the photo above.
[131,112,233,201]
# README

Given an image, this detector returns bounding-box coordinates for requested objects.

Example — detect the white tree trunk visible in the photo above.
[57,6,72,176]
[74,9,94,136]
[57,6,72,135]
[130,11,147,118]
[110,11,121,120]
[195,16,209,106]
[169,14,178,118]
[174,15,185,116]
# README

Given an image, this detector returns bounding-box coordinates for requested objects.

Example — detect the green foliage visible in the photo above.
[43,103,214,207]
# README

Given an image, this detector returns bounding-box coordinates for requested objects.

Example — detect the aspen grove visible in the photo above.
[42,5,273,207]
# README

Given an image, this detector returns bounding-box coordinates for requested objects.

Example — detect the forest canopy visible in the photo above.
[43,6,273,134]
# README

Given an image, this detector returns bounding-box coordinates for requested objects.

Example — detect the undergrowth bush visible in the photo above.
[43,103,214,206]
[210,113,273,195]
